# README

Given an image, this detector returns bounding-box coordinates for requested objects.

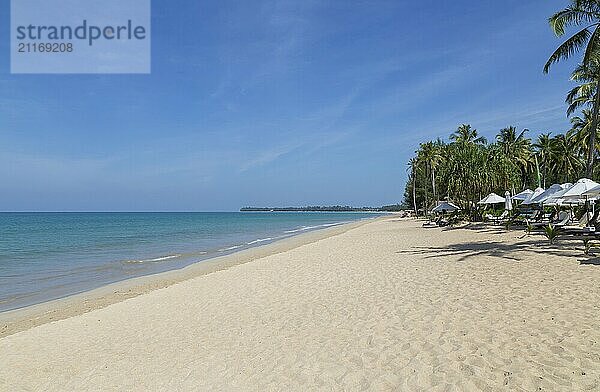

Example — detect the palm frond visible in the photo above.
[550,7,596,36]
[583,24,600,64]
[544,27,592,73]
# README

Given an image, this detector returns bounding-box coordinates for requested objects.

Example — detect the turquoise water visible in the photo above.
[0,212,377,312]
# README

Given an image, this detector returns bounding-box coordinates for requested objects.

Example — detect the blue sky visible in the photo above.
[0,0,582,211]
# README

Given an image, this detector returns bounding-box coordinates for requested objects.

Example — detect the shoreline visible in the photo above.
[0,215,387,338]
[3,217,600,390]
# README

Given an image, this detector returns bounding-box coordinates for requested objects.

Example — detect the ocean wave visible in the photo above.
[218,245,242,252]
[246,237,273,245]
[124,254,181,264]
[284,222,346,234]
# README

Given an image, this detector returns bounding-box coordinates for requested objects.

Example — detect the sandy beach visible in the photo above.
[2,216,600,391]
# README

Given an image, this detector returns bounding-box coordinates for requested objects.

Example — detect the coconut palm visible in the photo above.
[550,134,584,182]
[494,127,533,190]
[407,158,418,215]
[544,0,600,177]
[420,140,445,202]
[567,108,600,158]
[496,127,533,166]
[449,124,487,146]
[533,132,553,187]
[566,62,600,116]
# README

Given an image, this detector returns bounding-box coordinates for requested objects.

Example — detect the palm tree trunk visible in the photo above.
[424,168,429,214]
[543,164,546,189]
[432,168,437,202]
[412,170,417,216]
[586,80,600,178]
[534,155,542,189]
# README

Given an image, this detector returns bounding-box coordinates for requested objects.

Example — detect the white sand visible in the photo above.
[2,217,600,390]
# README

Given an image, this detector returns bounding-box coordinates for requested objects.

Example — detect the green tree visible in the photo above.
[567,108,600,160]
[449,124,486,146]
[533,132,553,187]
[419,140,444,202]
[544,0,600,177]
[406,158,419,215]
[495,127,533,190]
[550,134,584,182]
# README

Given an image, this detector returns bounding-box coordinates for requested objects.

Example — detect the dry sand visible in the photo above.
[2,217,600,391]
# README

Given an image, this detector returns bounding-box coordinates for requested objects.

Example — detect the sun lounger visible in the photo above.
[563,210,599,234]
[485,210,509,224]
[563,212,593,231]
[551,211,573,228]
[509,210,540,226]
[524,210,541,221]
[527,210,571,229]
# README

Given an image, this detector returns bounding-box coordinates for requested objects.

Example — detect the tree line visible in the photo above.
[404,1,600,217]
[403,124,591,217]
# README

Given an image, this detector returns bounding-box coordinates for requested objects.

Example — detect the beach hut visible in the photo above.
[478,193,505,205]
[431,201,460,213]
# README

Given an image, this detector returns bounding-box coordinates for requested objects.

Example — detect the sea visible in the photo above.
[0,212,378,312]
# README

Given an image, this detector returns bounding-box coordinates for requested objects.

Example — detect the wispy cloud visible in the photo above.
[238,142,302,172]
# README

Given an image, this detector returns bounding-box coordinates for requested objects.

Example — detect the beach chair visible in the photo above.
[563,210,599,234]
[563,212,593,231]
[422,219,438,228]
[527,210,570,229]
[524,210,541,221]
[485,210,509,225]
[553,210,574,228]
[508,209,535,226]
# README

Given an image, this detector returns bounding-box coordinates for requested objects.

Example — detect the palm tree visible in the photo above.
[534,133,553,187]
[415,149,429,211]
[419,140,444,202]
[566,62,600,116]
[449,124,486,146]
[495,127,533,190]
[407,158,418,215]
[544,1,600,177]
[567,109,600,159]
[550,134,583,182]
[444,136,491,217]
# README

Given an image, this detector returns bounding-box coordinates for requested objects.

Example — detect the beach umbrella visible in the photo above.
[583,184,600,198]
[562,178,599,214]
[505,191,513,211]
[529,184,564,204]
[431,201,460,213]
[562,178,600,199]
[512,189,533,201]
[478,193,505,205]
[543,183,574,206]
[521,187,545,205]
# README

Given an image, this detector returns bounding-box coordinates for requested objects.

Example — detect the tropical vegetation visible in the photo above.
[403,125,587,218]
[404,1,600,216]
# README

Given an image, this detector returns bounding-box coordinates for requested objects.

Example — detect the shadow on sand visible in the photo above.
[580,258,600,266]
[397,219,600,266]
[398,235,592,264]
